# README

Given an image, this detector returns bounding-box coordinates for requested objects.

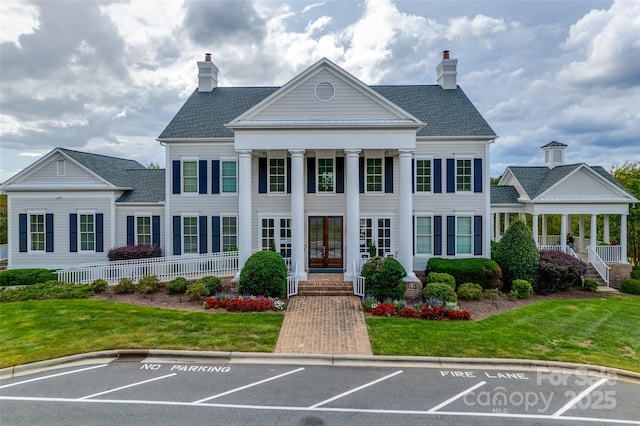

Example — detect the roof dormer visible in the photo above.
[541,140,567,168]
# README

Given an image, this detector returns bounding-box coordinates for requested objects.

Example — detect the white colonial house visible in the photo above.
[2,52,495,282]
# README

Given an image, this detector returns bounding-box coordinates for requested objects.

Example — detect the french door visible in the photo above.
[308,216,343,269]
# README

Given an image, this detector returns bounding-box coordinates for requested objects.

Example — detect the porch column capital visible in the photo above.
[344,149,361,157]
[288,149,305,157]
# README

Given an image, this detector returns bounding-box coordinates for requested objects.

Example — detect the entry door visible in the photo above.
[308,216,343,269]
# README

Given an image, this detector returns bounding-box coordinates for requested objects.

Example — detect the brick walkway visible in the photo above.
[275,296,373,356]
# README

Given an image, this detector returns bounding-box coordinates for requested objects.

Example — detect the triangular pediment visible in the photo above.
[537,165,634,201]
[227,58,424,129]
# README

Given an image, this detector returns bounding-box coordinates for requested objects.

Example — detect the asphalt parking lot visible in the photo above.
[1,357,638,425]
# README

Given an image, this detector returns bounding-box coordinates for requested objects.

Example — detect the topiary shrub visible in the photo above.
[91,279,108,293]
[538,250,586,293]
[197,276,222,295]
[620,278,640,295]
[114,278,136,294]
[492,220,539,292]
[185,282,209,301]
[583,279,598,292]
[166,277,189,294]
[239,250,287,298]
[360,256,407,302]
[426,258,502,290]
[510,279,533,299]
[425,272,456,290]
[422,283,457,305]
[108,244,162,261]
[457,282,483,300]
[0,268,58,287]
[136,274,159,295]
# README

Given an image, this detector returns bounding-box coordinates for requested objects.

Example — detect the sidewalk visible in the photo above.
[274,296,373,356]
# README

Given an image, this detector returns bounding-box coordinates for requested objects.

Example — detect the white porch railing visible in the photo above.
[352,261,365,298]
[539,235,560,246]
[538,245,579,259]
[57,252,239,284]
[595,245,623,263]
[588,247,610,286]
[0,244,7,261]
[286,262,299,299]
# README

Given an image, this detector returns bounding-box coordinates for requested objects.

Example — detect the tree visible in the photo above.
[0,194,6,245]
[493,220,539,291]
[610,162,640,265]
[490,175,502,185]
[148,162,161,169]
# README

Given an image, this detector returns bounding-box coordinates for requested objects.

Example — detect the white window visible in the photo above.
[279,218,292,258]
[182,161,198,193]
[269,158,286,193]
[415,216,432,255]
[317,158,334,193]
[456,159,472,192]
[456,216,472,254]
[137,216,151,245]
[183,216,198,254]
[221,160,237,193]
[29,214,45,252]
[222,217,237,251]
[415,159,431,192]
[261,218,275,251]
[57,160,65,176]
[366,158,383,192]
[79,213,95,251]
[260,217,291,259]
[359,217,392,257]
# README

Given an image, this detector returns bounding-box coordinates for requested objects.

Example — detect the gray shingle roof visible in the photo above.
[59,148,146,187]
[158,85,496,139]
[490,185,520,204]
[540,140,567,148]
[116,169,166,203]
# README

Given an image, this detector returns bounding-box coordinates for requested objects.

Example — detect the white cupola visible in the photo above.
[541,141,567,168]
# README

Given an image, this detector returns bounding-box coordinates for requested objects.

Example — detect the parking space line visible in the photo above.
[552,377,608,418]
[193,367,305,404]
[0,365,108,390]
[309,370,403,408]
[427,381,486,413]
[78,373,177,400]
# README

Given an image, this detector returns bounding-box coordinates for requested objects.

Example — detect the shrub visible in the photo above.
[630,268,640,279]
[136,274,159,295]
[510,279,533,299]
[492,220,539,291]
[360,256,407,302]
[538,250,587,293]
[457,282,483,300]
[0,281,94,302]
[620,278,640,295]
[197,276,222,295]
[107,244,162,261]
[583,279,599,292]
[91,279,108,293]
[426,258,502,290]
[114,278,136,294]
[166,277,189,294]
[0,268,58,287]
[422,283,457,305]
[239,250,287,298]
[425,272,456,290]
[185,282,209,301]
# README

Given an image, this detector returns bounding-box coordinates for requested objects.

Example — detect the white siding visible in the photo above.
[17,153,103,185]
[115,206,165,253]
[541,169,620,199]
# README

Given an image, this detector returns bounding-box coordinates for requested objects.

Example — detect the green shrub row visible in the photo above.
[0,269,58,287]
[426,258,502,290]
[0,281,94,302]
[620,278,640,295]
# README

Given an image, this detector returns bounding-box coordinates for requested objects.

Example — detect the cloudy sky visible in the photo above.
[1,0,639,182]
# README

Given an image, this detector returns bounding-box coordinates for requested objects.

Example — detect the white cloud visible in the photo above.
[306,16,332,35]
[0,0,39,47]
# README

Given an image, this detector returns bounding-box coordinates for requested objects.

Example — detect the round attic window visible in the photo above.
[314,82,335,102]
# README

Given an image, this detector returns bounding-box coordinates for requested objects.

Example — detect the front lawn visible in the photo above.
[0,300,283,368]
[367,295,640,372]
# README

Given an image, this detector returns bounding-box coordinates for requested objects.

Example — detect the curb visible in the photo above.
[2,350,639,383]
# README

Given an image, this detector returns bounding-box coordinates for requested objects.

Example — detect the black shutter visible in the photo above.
[19,214,27,252]
[447,216,455,256]
[434,159,442,193]
[69,214,77,253]
[211,160,220,194]
[45,213,54,252]
[126,216,135,245]
[152,216,160,247]
[307,157,315,193]
[173,216,181,255]
[212,216,221,253]
[384,156,393,193]
[336,157,344,193]
[446,158,455,193]
[96,213,104,252]
[199,216,207,254]
[474,158,483,193]
[359,157,365,193]
[287,157,292,193]
[434,216,442,255]
[411,159,415,193]
[258,158,267,193]
[172,160,180,194]
[474,215,483,255]
[199,160,207,194]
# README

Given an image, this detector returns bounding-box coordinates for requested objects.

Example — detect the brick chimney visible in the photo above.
[437,50,457,90]
[198,53,218,92]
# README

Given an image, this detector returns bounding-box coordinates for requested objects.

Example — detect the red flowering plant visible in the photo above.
[204,293,286,312]
[362,295,470,321]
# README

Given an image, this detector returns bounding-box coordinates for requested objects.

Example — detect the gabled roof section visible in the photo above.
[59,148,146,187]
[116,169,165,203]
[491,185,521,204]
[540,140,567,148]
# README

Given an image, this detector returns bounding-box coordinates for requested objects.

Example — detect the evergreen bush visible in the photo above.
[492,220,539,291]
[239,250,287,298]
[197,276,222,295]
[91,279,108,293]
[426,257,502,290]
[583,279,598,292]
[510,279,533,299]
[0,268,57,287]
[538,250,586,293]
[360,256,407,302]
[166,277,189,294]
[185,282,209,300]
[457,282,483,300]
[422,283,457,305]
[136,274,159,295]
[425,272,456,290]
[620,278,640,295]
[114,278,136,294]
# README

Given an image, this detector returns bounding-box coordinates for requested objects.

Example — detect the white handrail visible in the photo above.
[352,261,365,298]
[595,245,623,263]
[588,247,610,286]
[286,262,299,298]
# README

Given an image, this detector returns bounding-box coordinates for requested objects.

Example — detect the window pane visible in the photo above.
[366,158,382,192]
[416,159,431,192]
[183,216,198,254]
[80,214,95,251]
[377,217,392,256]
[222,161,237,193]
[317,158,334,192]
[416,216,432,254]
[269,159,285,192]
[30,214,45,251]
[137,216,151,245]
[359,218,373,256]
[457,216,472,254]
[183,161,197,193]
[279,218,291,258]
[261,218,275,250]
[222,217,237,251]
[456,159,472,192]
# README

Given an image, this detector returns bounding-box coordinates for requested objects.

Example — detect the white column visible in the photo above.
[505,213,510,230]
[590,214,597,251]
[579,215,585,251]
[398,150,417,281]
[621,214,628,263]
[494,213,500,240]
[532,214,539,246]
[603,214,610,244]
[345,149,361,281]
[560,214,567,251]
[236,150,252,278]
[541,214,547,245]
[289,150,307,280]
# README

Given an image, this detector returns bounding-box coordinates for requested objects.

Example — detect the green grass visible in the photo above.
[0,300,283,368]
[367,295,640,372]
